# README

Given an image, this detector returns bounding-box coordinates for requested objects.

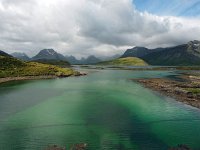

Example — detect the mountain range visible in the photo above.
[4,40,200,66]
[10,49,102,65]
[65,55,101,64]
[121,40,200,66]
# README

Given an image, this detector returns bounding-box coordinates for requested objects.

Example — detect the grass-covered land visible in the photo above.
[185,88,200,94]
[0,56,79,78]
[32,59,70,67]
[97,57,148,66]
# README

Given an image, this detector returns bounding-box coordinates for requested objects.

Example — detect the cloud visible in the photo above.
[0,0,200,57]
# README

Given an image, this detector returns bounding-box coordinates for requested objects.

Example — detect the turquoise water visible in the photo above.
[0,70,199,150]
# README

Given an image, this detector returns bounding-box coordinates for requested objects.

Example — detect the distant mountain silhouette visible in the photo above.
[31,49,71,66]
[65,55,101,64]
[11,52,30,61]
[82,55,101,64]
[32,49,66,61]
[100,54,121,61]
[65,55,80,64]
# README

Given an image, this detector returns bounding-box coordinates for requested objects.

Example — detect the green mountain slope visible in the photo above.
[98,57,148,66]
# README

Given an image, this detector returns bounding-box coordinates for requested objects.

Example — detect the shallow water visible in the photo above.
[0,70,199,150]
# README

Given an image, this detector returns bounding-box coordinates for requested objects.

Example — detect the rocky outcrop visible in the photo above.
[44,143,87,150]
[169,144,192,150]
[135,73,200,109]
[45,145,65,150]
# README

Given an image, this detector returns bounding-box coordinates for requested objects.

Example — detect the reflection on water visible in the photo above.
[0,70,200,150]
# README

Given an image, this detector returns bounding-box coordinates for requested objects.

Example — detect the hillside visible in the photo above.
[98,57,148,66]
[121,40,200,66]
[0,50,12,57]
[32,59,70,67]
[0,55,79,78]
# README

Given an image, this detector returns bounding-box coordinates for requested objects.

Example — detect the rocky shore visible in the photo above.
[0,76,57,84]
[135,74,200,109]
[169,144,192,150]
[45,143,87,150]
[0,73,87,84]
[44,144,191,150]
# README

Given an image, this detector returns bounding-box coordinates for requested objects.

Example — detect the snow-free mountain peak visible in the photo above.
[32,49,66,61]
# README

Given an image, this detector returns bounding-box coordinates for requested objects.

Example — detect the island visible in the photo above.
[97,57,148,66]
[0,53,82,84]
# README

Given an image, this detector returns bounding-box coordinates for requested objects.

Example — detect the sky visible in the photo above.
[134,0,200,17]
[0,0,200,58]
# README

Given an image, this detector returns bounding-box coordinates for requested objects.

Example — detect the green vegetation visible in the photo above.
[0,56,79,78]
[32,59,70,67]
[185,88,200,94]
[98,57,148,66]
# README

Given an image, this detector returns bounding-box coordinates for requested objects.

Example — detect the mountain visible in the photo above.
[98,57,148,66]
[65,55,101,65]
[82,55,101,64]
[142,40,200,66]
[32,49,66,61]
[100,54,121,61]
[121,40,200,66]
[121,47,150,58]
[0,50,12,57]
[65,55,80,64]
[31,49,70,67]
[121,47,164,58]
[11,52,30,61]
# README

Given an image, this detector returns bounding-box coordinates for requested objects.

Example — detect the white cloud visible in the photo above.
[0,0,200,57]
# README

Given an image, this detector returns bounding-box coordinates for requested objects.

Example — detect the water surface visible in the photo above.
[0,70,199,150]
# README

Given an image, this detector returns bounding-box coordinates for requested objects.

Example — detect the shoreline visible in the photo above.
[0,73,87,84]
[134,75,200,109]
[0,76,58,84]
